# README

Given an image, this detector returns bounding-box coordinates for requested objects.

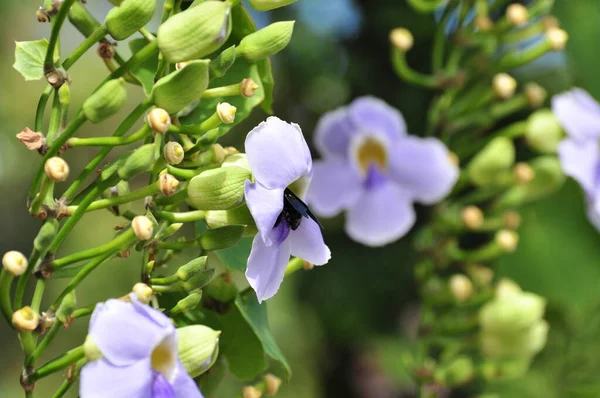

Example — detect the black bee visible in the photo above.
[274,188,324,231]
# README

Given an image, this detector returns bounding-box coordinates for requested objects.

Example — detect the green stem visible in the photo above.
[154,210,206,223]
[31,280,46,313]
[51,358,86,398]
[391,49,439,88]
[27,321,61,367]
[28,346,85,384]
[169,112,223,136]
[35,86,54,133]
[407,0,447,12]
[497,39,553,70]
[284,257,305,277]
[155,189,188,206]
[67,124,152,147]
[201,83,242,99]
[150,274,180,285]
[46,90,63,143]
[0,270,14,328]
[139,27,156,42]
[44,0,78,73]
[63,25,109,70]
[14,250,42,310]
[166,165,207,179]
[20,331,36,358]
[62,99,152,200]
[72,304,96,319]
[29,176,53,217]
[80,181,160,213]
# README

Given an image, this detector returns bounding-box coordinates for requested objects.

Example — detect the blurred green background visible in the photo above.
[2,0,600,397]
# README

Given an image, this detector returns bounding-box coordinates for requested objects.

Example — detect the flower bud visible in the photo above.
[152,60,210,114]
[58,82,70,106]
[249,0,296,11]
[222,153,251,172]
[198,226,245,251]
[181,269,216,292]
[105,0,157,40]
[241,78,260,98]
[525,110,563,153]
[243,386,263,398]
[84,335,103,362]
[177,257,208,281]
[546,27,568,51]
[475,15,493,31]
[492,73,517,99]
[461,205,484,230]
[224,146,240,156]
[206,205,258,237]
[12,306,40,332]
[177,325,221,377]
[171,290,203,313]
[499,157,565,206]
[56,291,76,324]
[203,272,239,303]
[236,21,295,63]
[495,230,519,253]
[481,291,545,335]
[209,45,237,78]
[506,3,528,27]
[503,210,521,229]
[16,128,45,151]
[154,223,183,241]
[132,215,154,240]
[513,162,535,184]
[467,137,515,186]
[157,1,231,63]
[68,1,102,37]
[444,356,474,386]
[449,274,473,302]
[83,78,127,123]
[164,141,185,165]
[45,157,70,182]
[2,251,28,276]
[525,83,547,108]
[542,16,560,31]
[467,264,494,286]
[34,219,58,252]
[159,173,180,196]
[132,283,153,304]
[188,166,251,210]
[118,144,159,180]
[193,144,227,167]
[389,28,413,52]
[217,102,237,124]
[147,108,171,133]
[264,374,282,396]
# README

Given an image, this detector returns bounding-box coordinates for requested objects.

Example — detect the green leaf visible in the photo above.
[216,236,252,272]
[236,290,292,380]
[13,39,59,81]
[129,38,159,95]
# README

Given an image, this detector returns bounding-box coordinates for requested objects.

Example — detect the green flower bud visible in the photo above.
[152,60,210,114]
[236,21,295,63]
[444,356,474,386]
[199,225,245,251]
[249,0,296,11]
[68,2,102,38]
[84,335,103,362]
[56,291,76,324]
[34,219,58,252]
[154,222,183,241]
[182,269,216,292]
[206,205,257,237]
[177,325,220,378]
[209,45,236,79]
[480,290,546,336]
[177,256,208,281]
[83,78,127,123]
[188,166,251,210]
[467,137,515,186]
[203,272,238,303]
[481,320,549,359]
[171,290,203,313]
[157,1,231,63]
[525,110,564,153]
[105,0,157,41]
[58,82,70,106]
[118,144,159,180]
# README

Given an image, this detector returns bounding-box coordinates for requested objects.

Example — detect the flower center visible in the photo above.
[355,137,388,175]
[151,336,177,381]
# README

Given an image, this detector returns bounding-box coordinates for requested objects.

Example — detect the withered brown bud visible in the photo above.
[16,128,45,151]
[98,42,115,60]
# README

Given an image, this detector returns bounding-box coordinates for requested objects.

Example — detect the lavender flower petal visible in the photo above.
[388,136,459,204]
[80,358,153,398]
[152,373,176,398]
[245,116,312,189]
[307,159,363,217]
[557,138,598,194]
[130,294,174,329]
[289,218,331,265]
[348,96,407,142]
[245,180,284,245]
[89,300,171,367]
[552,88,600,142]
[314,108,356,158]
[171,363,204,398]
[345,181,416,247]
[245,233,292,302]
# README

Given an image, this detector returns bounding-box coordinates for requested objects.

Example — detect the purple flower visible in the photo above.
[80,295,202,398]
[307,97,459,247]
[552,88,600,230]
[244,117,331,302]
